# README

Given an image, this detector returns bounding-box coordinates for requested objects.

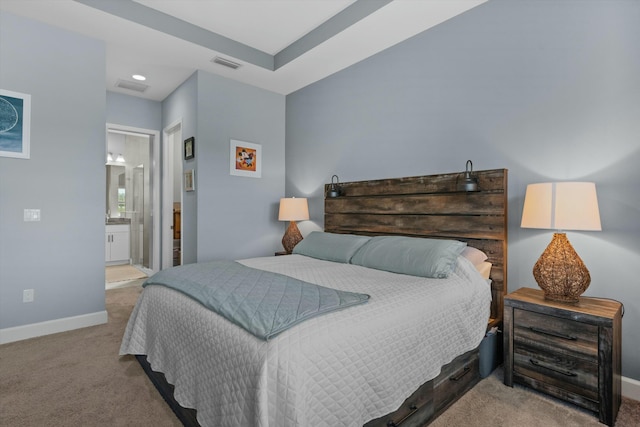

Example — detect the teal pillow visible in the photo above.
[350,236,467,278]
[292,232,371,263]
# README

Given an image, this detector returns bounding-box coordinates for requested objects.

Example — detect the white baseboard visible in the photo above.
[0,310,108,345]
[623,376,640,401]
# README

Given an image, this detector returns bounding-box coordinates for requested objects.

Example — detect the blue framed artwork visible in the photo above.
[0,89,31,159]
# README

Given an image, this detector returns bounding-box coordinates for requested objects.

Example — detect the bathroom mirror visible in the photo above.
[106,165,125,218]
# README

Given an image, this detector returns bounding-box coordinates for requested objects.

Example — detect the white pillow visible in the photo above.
[461,246,488,265]
[475,261,492,280]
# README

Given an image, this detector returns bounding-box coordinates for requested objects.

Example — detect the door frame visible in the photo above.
[162,119,182,270]
[106,123,161,274]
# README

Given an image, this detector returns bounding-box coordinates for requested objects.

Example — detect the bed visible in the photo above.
[120,168,508,427]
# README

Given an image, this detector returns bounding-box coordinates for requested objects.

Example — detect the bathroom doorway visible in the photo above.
[106,124,161,277]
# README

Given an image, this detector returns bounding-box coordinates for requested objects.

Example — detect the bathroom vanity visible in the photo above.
[105,221,130,265]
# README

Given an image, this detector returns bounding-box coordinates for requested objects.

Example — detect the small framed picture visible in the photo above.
[184,137,195,160]
[230,139,261,178]
[184,169,195,192]
[0,89,31,159]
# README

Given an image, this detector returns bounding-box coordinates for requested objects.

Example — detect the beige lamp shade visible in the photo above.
[521,182,601,303]
[278,197,309,222]
[278,198,309,253]
[521,182,601,231]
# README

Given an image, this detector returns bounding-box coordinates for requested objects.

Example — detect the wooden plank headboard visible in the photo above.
[324,168,508,328]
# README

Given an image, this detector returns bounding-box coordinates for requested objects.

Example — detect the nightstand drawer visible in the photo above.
[513,345,598,401]
[513,309,598,361]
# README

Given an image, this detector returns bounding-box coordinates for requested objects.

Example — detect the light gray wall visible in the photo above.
[195,70,286,261]
[106,91,162,131]
[286,0,640,380]
[162,73,198,264]
[113,68,286,265]
[0,12,106,328]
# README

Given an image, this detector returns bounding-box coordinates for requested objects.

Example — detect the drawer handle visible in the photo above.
[529,358,577,377]
[449,366,471,382]
[386,404,418,427]
[529,326,577,341]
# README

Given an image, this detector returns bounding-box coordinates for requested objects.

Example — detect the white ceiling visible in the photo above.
[0,0,486,101]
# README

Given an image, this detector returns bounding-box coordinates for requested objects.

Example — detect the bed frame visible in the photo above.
[327,168,508,426]
[324,168,508,328]
[137,168,508,427]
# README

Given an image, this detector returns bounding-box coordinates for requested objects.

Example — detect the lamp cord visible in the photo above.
[582,296,625,318]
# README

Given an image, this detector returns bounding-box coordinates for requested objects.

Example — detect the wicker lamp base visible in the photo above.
[282,221,303,254]
[533,232,591,303]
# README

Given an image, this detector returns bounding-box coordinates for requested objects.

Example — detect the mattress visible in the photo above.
[120,254,491,427]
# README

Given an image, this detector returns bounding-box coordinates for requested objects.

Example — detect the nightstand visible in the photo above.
[503,287,622,426]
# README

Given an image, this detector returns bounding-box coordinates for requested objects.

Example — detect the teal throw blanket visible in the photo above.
[143,260,369,340]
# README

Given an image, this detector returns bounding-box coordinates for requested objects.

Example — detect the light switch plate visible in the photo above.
[24,209,40,221]
[23,289,35,303]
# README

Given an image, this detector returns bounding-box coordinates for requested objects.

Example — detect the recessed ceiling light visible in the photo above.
[132,74,146,81]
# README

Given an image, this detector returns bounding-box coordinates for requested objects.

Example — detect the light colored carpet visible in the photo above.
[431,367,640,427]
[0,285,181,427]
[105,264,147,283]
[0,284,638,427]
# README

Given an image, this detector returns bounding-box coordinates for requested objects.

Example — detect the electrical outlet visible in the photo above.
[23,289,35,303]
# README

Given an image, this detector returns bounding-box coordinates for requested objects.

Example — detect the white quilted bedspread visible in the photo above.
[120,255,491,427]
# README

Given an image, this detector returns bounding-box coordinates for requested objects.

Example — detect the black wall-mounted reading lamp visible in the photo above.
[458,160,478,192]
[327,175,342,198]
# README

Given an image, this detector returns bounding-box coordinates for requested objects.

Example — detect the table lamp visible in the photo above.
[521,182,601,302]
[278,197,309,254]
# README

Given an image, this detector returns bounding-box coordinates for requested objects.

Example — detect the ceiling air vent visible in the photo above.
[115,79,149,93]
[211,56,241,70]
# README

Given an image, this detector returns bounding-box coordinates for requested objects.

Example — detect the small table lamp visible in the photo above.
[521,182,601,303]
[278,197,309,254]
